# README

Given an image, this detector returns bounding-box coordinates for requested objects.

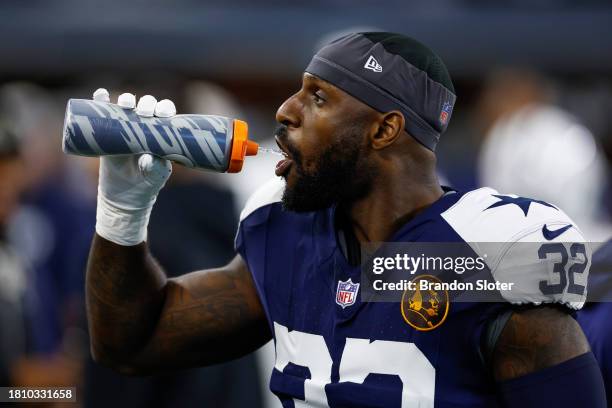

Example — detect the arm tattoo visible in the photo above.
[493,306,590,381]
[86,234,270,374]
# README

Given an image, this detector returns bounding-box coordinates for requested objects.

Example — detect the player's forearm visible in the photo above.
[86,233,167,366]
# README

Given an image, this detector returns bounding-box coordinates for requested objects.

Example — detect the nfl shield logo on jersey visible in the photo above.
[336,278,360,309]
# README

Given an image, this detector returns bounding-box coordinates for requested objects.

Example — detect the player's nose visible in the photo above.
[275,92,301,128]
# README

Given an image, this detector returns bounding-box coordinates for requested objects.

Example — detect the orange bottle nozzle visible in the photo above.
[227,119,258,173]
[246,140,259,156]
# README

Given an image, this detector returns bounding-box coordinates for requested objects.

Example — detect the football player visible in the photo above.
[85,33,606,406]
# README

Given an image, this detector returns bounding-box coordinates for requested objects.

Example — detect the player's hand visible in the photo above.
[93,88,176,246]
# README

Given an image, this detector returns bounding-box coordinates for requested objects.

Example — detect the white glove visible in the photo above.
[94,88,176,246]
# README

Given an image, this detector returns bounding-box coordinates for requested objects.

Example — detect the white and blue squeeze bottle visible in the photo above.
[62,98,259,173]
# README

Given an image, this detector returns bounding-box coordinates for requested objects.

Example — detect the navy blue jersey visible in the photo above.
[236,178,589,408]
[578,239,612,402]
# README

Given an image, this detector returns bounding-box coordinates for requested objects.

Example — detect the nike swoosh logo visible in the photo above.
[542,224,572,240]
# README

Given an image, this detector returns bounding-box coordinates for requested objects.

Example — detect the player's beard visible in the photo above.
[279,124,377,212]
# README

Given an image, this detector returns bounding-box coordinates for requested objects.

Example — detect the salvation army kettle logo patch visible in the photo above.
[401,275,449,331]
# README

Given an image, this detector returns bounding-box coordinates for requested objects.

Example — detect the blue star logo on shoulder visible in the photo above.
[336,279,360,309]
[485,194,556,217]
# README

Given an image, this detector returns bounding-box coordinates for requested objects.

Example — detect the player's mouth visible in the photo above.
[274,137,294,177]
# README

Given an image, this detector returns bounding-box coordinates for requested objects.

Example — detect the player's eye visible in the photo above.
[312,90,326,105]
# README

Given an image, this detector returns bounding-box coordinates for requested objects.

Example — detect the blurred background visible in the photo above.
[1,1,612,407]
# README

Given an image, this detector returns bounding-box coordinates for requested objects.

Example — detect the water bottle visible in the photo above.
[62,98,259,173]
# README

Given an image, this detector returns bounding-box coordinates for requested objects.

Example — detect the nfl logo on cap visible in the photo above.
[336,278,360,309]
[440,101,452,125]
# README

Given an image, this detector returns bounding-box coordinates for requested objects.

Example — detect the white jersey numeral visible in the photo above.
[273,322,435,408]
[274,322,332,407]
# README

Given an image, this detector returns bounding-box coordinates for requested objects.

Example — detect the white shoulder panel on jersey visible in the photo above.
[441,187,589,309]
[441,187,577,243]
[239,177,285,222]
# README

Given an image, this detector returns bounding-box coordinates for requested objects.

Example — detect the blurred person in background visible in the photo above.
[476,68,612,242]
[0,83,92,390]
[84,86,263,408]
[0,123,28,386]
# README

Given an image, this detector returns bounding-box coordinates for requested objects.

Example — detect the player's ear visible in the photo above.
[370,110,405,150]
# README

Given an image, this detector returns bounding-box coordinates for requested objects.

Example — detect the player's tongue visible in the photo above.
[275,153,293,177]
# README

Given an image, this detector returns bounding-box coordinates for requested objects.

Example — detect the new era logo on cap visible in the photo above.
[364,55,382,72]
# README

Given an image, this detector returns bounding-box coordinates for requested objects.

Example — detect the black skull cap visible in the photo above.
[305,32,456,151]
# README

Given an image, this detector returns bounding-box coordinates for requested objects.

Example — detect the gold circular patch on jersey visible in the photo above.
[401,275,449,331]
